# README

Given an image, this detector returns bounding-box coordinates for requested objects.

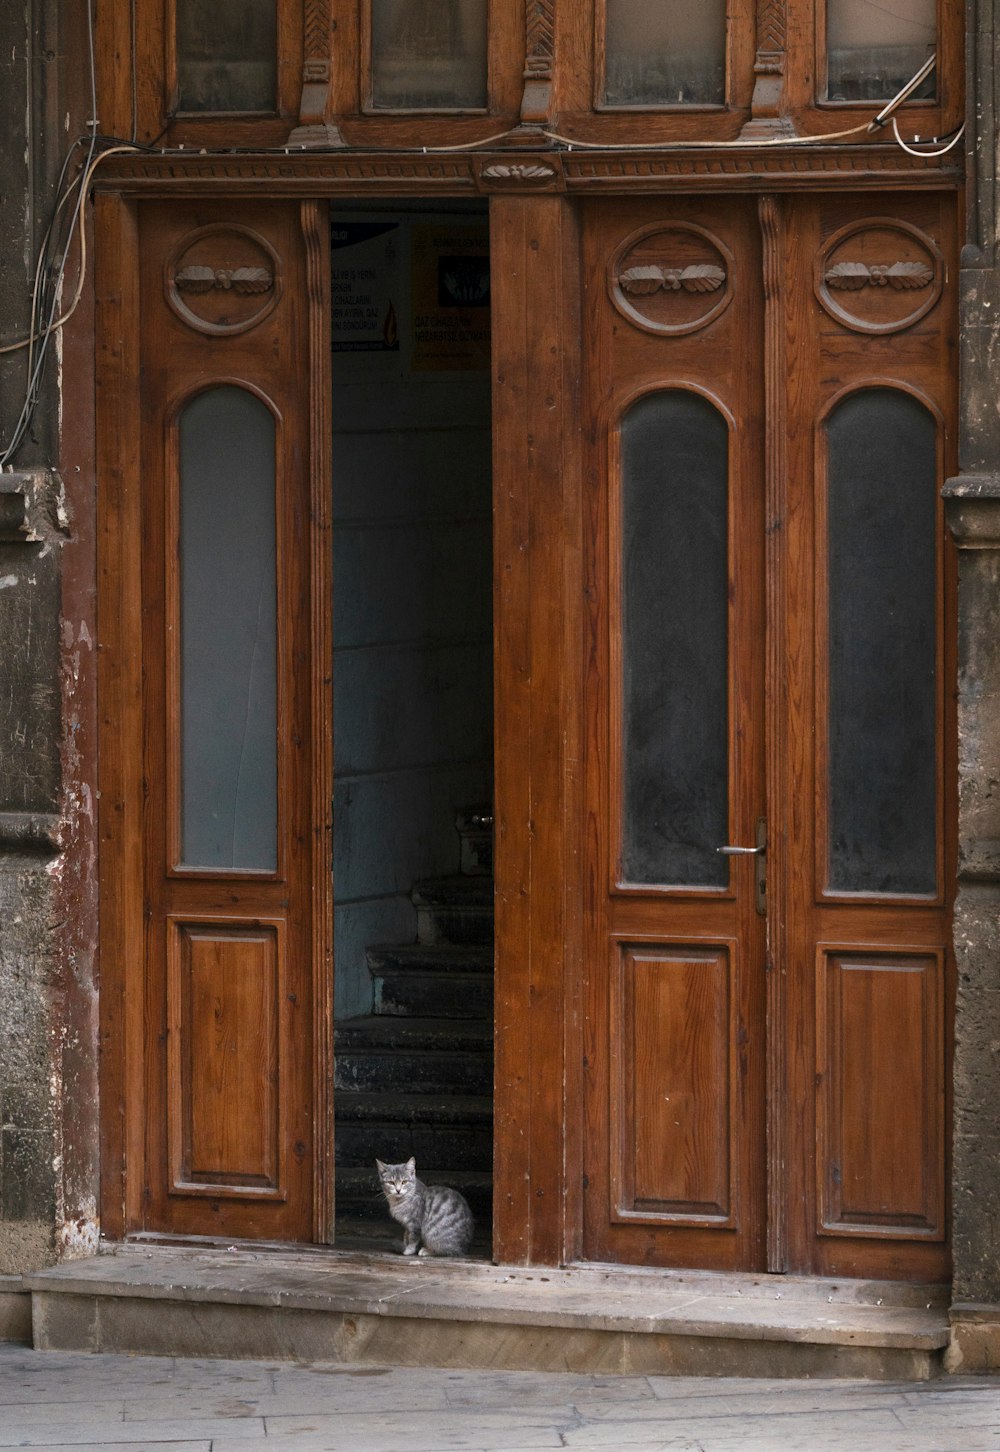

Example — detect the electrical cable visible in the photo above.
[891,116,966,156]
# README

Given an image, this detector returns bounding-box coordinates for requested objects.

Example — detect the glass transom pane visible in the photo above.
[176,0,277,114]
[604,0,726,107]
[370,0,488,110]
[827,0,936,102]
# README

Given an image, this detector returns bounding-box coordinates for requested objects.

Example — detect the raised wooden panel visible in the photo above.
[816,948,944,1239]
[612,943,735,1223]
[167,918,286,1196]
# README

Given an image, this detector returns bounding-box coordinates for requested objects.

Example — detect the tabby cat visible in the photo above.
[375,1156,474,1257]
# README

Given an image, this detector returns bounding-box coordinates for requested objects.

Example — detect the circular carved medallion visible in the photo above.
[815,219,942,336]
[609,223,734,337]
[166,224,282,337]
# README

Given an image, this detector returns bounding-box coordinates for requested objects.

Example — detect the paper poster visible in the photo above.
[330,220,402,358]
[410,222,491,372]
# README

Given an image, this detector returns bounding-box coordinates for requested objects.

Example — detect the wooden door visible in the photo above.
[135,201,330,1241]
[581,192,956,1280]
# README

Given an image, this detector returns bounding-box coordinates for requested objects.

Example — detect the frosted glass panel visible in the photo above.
[370,0,488,110]
[827,0,936,101]
[179,387,278,871]
[604,0,726,106]
[826,390,937,895]
[621,392,729,887]
[176,0,277,113]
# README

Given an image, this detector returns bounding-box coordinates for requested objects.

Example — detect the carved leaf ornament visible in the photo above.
[620,263,726,296]
[175,265,274,295]
[824,260,934,292]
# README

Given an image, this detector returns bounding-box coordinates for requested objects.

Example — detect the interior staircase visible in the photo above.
[333,809,494,1253]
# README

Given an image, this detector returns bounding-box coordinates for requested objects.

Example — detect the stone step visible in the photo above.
[412,876,494,946]
[335,1091,493,1169]
[335,1014,492,1053]
[26,1247,951,1379]
[368,944,494,1019]
[333,1214,494,1257]
[335,1166,494,1222]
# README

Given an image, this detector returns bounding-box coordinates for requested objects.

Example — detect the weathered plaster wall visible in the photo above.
[944,0,1000,1364]
[0,1,98,1273]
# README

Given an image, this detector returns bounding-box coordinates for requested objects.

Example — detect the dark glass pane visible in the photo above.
[827,0,936,102]
[604,0,726,106]
[179,387,278,871]
[621,392,729,887]
[827,389,937,895]
[371,0,488,110]
[177,0,277,113]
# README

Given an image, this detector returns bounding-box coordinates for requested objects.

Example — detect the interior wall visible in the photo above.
[331,207,493,1021]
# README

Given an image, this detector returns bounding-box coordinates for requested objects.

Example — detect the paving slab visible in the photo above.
[1,1344,998,1452]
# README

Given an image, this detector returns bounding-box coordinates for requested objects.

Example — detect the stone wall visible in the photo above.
[0,1,98,1273]
[944,0,1000,1370]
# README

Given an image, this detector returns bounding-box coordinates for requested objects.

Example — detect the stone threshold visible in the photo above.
[24,1242,950,1379]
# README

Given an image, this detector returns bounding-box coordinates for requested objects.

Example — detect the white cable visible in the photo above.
[891,116,966,157]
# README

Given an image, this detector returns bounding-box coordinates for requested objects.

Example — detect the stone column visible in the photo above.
[943,0,1000,1372]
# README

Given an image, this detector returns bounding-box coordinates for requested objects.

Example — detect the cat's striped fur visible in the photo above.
[375,1156,474,1257]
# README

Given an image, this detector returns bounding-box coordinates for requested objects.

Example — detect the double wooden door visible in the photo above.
[580,193,956,1280]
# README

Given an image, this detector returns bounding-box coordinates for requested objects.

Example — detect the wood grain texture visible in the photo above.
[491,195,585,1265]
[576,191,955,1283]
[100,0,964,154]
[168,920,285,1194]
[131,201,316,1241]
[581,196,767,1273]
[301,200,335,1244]
[778,192,956,1282]
[612,945,735,1222]
[816,950,944,1238]
[759,193,790,1273]
[96,194,145,1240]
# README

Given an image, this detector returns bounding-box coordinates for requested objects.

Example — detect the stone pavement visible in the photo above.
[0,1343,998,1451]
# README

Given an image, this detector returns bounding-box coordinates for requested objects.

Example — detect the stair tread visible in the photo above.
[368,943,494,971]
[335,1092,492,1122]
[335,1015,493,1050]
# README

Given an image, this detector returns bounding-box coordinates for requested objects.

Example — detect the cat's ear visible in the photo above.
[405,1156,416,1172]
[375,1158,386,1172]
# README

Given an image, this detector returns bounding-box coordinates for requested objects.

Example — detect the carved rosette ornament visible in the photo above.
[610,224,734,336]
[815,220,943,335]
[166,226,283,337]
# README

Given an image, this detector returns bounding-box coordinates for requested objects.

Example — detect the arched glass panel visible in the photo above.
[620,391,729,887]
[178,387,278,871]
[826,389,937,895]
[370,0,489,110]
[604,0,726,107]
[176,0,277,114]
[827,0,936,102]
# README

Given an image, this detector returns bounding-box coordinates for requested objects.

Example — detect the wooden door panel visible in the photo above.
[815,949,945,1240]
[167,919,286,1196]
[612,942,736,1224]
[138,202,318,1240]
[582,197,767,1272]
[779,192,955,1280]
[581,191,955,1281]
